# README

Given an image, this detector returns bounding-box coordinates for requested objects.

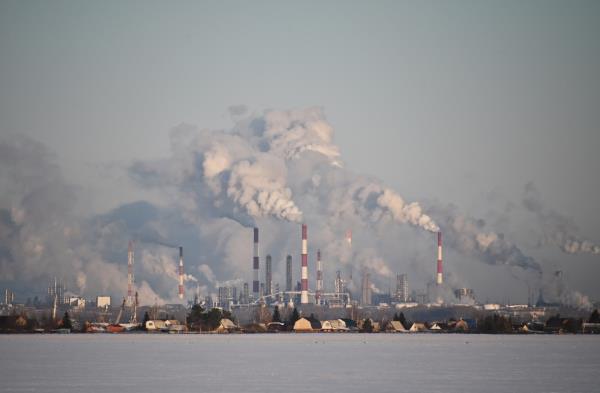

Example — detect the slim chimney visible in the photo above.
[253,227,259,300]
[436,232,443,285]
[265,254,272,297]
[178,246,184,300]
[127,241,134,307]
[286,255,292,292]
[301,224,309,304]
[316,249,323,305]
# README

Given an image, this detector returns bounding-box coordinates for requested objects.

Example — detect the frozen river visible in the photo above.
[1,334,599,393]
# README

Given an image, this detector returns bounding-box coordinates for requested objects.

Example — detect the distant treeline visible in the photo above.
[1,308,599,334]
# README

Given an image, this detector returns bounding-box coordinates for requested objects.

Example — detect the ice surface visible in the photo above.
[1,334,599,393]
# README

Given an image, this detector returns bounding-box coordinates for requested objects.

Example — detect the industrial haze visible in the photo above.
[0,108,597,308]
[1,2,599,308]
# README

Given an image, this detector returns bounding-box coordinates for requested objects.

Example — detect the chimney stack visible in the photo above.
[436,232,443,285]
[316,249,323,305]
[253,227,260,300]
[301,224,308,304]
[178,246,184,300]
[127,241,134,307]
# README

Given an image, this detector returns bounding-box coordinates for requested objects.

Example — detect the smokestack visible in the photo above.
[266,254,272,297]
[286,255,292,292]
[316,249,323,305]
[253,227,259,300]
[436,231,443,285]
[127,241,134,307]
[301,224,308,304]
[178,246,184,300]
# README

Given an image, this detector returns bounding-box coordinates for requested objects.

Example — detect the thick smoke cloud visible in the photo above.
[523,182,600,255]
[426,203,541,273]
[4,108,593,305]
[0,135,182,304]
[129,107,437,232]
[126,108,445,294]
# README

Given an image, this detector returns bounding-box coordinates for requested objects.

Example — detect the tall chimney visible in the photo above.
[301,224,309,304]
[253,227,259,300]
[265,254,272,297]
[316,249,323,305]
[285,255,292,292]
[178,246,184,300]
[127,241,134,307]
[436,232,443,285]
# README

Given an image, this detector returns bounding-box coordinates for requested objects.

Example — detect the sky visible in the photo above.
[1,1,599,305]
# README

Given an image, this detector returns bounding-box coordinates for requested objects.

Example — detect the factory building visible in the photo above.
[242,283,249,304]
[395,274,408,303]
[96,296,111,308]
[454,288,475,304]
[361,272,372,306]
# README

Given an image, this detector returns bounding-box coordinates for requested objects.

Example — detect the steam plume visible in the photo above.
[523,182,599,255]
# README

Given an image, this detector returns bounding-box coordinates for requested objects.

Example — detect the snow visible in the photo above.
[1,334,599,393]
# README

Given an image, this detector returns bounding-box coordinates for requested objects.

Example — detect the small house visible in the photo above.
[293,317,313,332]
[409,322,427,332]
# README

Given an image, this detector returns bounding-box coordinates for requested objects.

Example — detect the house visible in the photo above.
[267,322,286,332]
[320,320,334,332]
[409,322,427,332]
[293,317,313,332]
[386,320,407,332]
[145,320,167,331]
[216,318,238,333]
[429,322,443,331]
[453,319,469,332]
[582,323,600,334]
[321,319,349,332]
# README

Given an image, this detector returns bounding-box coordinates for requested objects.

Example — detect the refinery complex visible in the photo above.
[2,223,598,334]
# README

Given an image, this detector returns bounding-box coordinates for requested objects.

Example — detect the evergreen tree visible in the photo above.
[393,312,408,328]
[290,307,300,323]
[361,318,373,333]
[272,307,281,323]
[142,311,150,330]
[62,311,73,330]
[589,309,600,323]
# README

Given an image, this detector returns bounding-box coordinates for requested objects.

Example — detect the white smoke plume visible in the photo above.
[129,107,436,233]
[427,203,541,273]
[1,108,558,304]
[523,182,600,255]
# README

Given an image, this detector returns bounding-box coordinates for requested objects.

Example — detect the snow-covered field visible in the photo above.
[1,334,599,393]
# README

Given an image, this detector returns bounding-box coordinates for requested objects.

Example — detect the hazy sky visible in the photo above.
[1,1,599,302]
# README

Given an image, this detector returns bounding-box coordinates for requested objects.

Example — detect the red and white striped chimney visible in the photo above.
[253,227,260,299]
[301,224,309,304]
[436,231,443,285]
[316,249,323,305]
[178,246,184,300]
[127,241,134,307]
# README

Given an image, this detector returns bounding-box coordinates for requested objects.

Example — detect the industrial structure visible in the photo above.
[285,255,292,292]
[316,249,323,305]
[265,254,272,297]
[127,241,134,307]
[253,227,260,300]
[395,274,408,302]
[178,246,184,300]
[301,224,309,304]
[436,231,443,285]
[361,271,371,306]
